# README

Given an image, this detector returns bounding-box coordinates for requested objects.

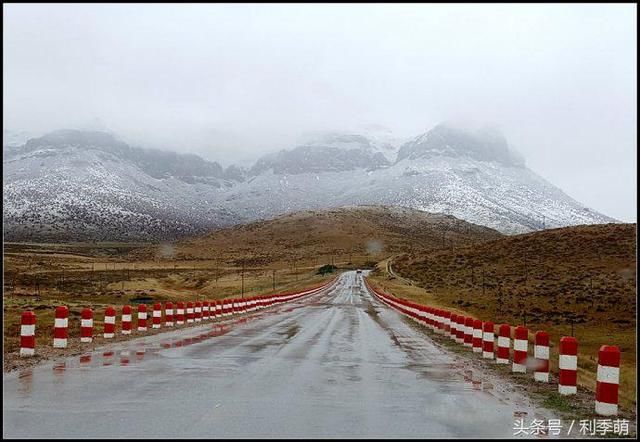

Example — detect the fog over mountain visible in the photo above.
[3,125,616,241]
[3,4,636,221]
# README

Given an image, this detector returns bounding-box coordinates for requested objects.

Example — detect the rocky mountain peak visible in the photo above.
[396,124,525,167]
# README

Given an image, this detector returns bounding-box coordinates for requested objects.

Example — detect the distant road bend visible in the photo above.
[4,271,556,438]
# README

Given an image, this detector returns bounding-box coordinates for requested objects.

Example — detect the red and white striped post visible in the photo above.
[463,317,473,348]
[513,326,528,373]
[122,305,132,335]
[186,302,194,323]
[152,303,162,329]
[202,301,210,320]
[194,301,202,322]
[496,324,511,364]
[534,331,549,382]
[482,321,494,359]
[559,336,578,395]
[456,315,465,344]
[176,302,185,325]
[80,308,93,343]
[53,306,69,348]
[435,309,444,334]
[215,300,222,318]
[137,304,147,331]
[472,319,483,353]
[104,306,116,338]
[165,302,174,326]
[449,313,458,340]
[20,311,36,357]
[595,345,621,416]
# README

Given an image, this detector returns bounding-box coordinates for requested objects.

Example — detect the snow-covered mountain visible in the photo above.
[3,130,244,241]
[3,125,616,241]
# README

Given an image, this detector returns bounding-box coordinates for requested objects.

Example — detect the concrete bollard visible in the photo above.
[496,324,511,364]
[534,331,550,382]
[595,345,621,416]
[80,308,93,343]
[513,326,528,373]
[202,301,210,320]
[186,302,194,323]
[20,311,36,357]
[443,310,451,337]
[456,315,465,344]
[152,303,162,329]
[559,336,578,395]
[464,317,474,348]
[104,306,116,338]
[137,304,147,331]
[449,313,458,340]
[482,321,494,359]
[122,305,132,335]
[194,301,202,322]
[165,302,174,326]
[176,302,185,325]
[472,319,483,353]
[53,306,69,348]
[435,309,444,334]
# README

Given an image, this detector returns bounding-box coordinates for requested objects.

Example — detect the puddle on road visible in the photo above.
[9,314,268,395]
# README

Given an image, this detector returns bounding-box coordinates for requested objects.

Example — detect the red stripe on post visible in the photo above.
[441,309,448,333]
[534,331,549,382]
[20,311,36,357]
[137,304,147,331]
[496,324,511,364]
[463,317,473,347]
[559,336,578,395]
[202,301,210,320]
[482,321,494,359]
[194,301,202,322]
[186,302,194,323]
[104,306,116,338]
[53,306,69,348]
[449,313,458,340]
[456,315,465,344]
[165,302,174,326]
[176,302,185,324]
[152,303,162,329]
[512,326,528,373]
[596,345,621,416]
[122,305,132,334]
[80,308,93,343]
[472,319,483,353]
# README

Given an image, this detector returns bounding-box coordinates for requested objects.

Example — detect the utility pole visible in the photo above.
[272,269,276,291]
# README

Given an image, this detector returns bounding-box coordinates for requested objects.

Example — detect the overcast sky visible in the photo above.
[3,3,637,221]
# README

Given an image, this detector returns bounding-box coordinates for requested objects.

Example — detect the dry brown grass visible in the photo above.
[129,205,502,265]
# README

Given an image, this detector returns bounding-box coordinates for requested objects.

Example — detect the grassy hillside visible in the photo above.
[374,223,636,408]
[132,205,502,266]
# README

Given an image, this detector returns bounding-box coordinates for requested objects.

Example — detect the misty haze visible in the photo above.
[3,3,637,440]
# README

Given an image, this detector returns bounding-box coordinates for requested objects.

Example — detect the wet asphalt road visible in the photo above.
[3,271,556,438]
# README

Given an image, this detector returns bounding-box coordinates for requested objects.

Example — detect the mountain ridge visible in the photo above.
[3,124,617,241]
